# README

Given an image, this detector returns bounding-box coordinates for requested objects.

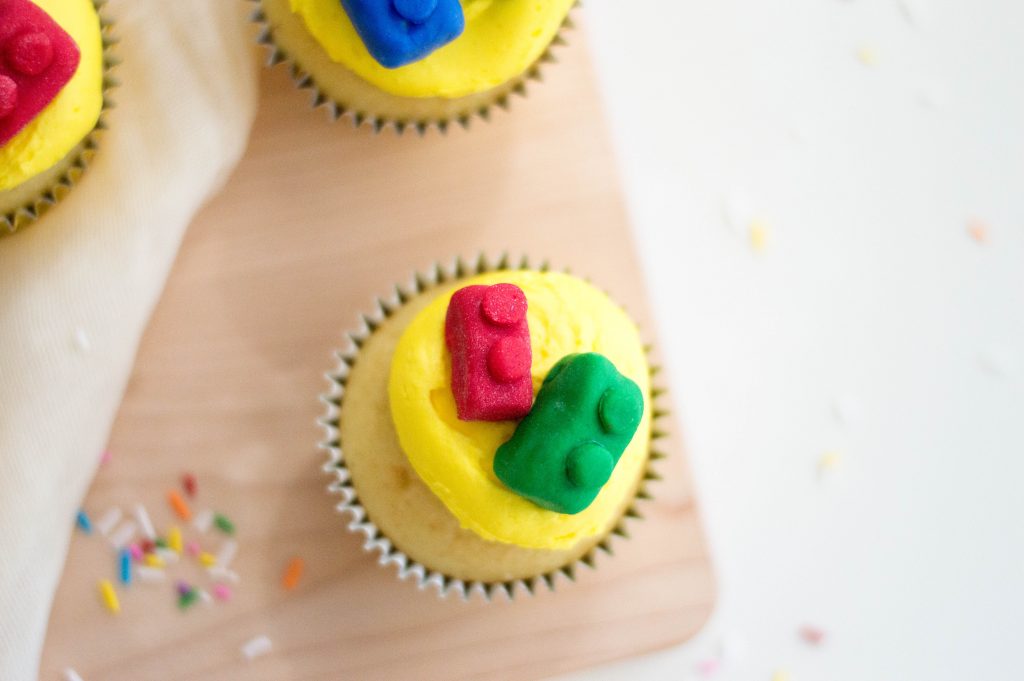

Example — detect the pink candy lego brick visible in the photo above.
[444,283,533,421]
[0,0,80,147]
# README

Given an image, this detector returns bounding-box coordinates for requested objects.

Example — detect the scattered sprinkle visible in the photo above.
[144,554,165,569]
[213,584,233,601]
[128,543,144,561]
[696,658,720,677]
[98,579,119,614]
[897,0,927,26]
[119,549,132,586]
[800,625,826,645]
[94,507,122,536]
[183,473,197,498]
[193,509,214,534]
[63,668,85,681]
[749,219,771,252]
[216,540,238,569]
[832,394,863,426]
[186,541,202,557]
[72,327,91,353]
[99,449,112,465]
[241,635,272,662]
[109,521,138,551]
[214,513,236,536]
[281,557,305,591]
[155,548,180,564]
[199,552,217,568]
[168,526,183,554]
[208,566,241,584]
[772,671,792,681]
[197,588,213,607]
[967,219,989,244]
[134,504,156,540]
[176,580,193,597]
[979,345,1017,377]
[167,490,192,521]
[818,451,844,475]
[856,46,879,67]
[140,539,156,554]
[136,566,166,583]
[178,587,199,611]
[75,509,92,535]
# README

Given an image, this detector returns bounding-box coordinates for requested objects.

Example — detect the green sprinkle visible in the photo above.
[214,513,235,536]
[154,538,167,549]
[178,589,199,610]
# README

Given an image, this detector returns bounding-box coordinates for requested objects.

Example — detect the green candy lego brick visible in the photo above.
[493,353,644,515]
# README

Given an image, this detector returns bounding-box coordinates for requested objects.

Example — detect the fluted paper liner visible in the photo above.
[0,0,119,236]
[251,0,577,135]
[319,254,669,600]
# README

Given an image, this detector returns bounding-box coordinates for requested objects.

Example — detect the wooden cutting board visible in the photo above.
[40,29,715,681]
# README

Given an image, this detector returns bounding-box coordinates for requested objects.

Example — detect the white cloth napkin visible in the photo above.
[0,1,258,678]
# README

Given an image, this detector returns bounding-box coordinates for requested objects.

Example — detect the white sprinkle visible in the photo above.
[198,588,213,607]
[216,539,238,569]
[155,547,180,564]
[722,190,752,237]
[134,504,156,540]
[72,327,91,353]
[63,668,85,681]
[897,0,927,26]
[136,566,166,583]
[719,631,749,664]
[193,509,214,534]
[95,507,122,536]
[241,635,272,661]
[979,345,1017,377]
[832,394,863,426]
[108,520,137,550]
[208,566,241,584]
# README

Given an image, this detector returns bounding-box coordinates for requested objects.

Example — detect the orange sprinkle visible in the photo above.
[967,219,989,244]
[167,490,192,521]
[281,557,305,591]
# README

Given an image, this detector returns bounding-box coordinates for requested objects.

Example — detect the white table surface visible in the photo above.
[560,1,1024,680]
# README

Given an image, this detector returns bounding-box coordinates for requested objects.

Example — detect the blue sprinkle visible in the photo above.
[75,509,92,534]
[119,548,132,586]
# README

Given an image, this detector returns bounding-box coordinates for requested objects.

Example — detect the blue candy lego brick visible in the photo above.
[340,0,465,69]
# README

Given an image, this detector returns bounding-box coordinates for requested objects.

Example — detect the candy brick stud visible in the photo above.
[340,0,465,68]
[493,353,644,514]
[445,283,533,422]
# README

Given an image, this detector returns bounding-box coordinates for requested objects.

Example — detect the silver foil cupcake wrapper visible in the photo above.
[319,254,668,600]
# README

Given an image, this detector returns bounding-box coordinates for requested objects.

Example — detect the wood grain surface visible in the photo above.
[40,31,715,681]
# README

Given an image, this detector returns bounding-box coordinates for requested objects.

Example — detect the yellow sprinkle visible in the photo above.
[856,46,879,67]
[819,451,844,474]
[199,552,217,568]
[144,554,165,568]
[772,671,792,681]
[749,219,771,252]
[168,526,183,554]
[99,579,120,614]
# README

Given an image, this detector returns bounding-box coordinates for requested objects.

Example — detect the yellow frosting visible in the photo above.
[388,271,651,550]
[288,0,574,99]
[0,0,104,192]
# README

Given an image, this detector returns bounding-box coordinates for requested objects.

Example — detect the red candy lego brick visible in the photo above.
[0,0,80,147]
[445,283,533,421]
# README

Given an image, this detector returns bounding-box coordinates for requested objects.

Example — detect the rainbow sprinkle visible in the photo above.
[75,509,92,534]
[214,513,236,536]
[98,579,119,614]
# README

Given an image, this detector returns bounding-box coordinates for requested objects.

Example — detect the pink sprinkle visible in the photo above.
[100,450,112,465]
[696,658,720,677]
[800,625,826,645]
[212,584,232,602]
[129,543,144,561]
[185,541,201,557]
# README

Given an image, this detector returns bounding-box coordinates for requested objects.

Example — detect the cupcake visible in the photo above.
[321,257,663,597]
[254,0,576,132]
[0,0,114,236]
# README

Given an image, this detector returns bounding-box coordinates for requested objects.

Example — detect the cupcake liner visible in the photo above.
[0,0,119,237]
[319,254,669,600]
[251,0,577,135]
